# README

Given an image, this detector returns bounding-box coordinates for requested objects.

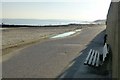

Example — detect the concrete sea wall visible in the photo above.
[106,1,119,79]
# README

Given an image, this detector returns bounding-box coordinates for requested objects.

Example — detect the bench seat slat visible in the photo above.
[88,50,95,65]
[92,51,98,66]
[84,49,92,64]
[96,52,100,67]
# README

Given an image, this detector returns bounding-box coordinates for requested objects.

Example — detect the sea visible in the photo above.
[1,19,91,26]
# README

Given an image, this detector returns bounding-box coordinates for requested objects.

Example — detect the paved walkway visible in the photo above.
[58,30,112,79]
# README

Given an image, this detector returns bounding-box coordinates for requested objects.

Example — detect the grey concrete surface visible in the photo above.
[58,28,111,79]
[106,1,119,79]
[2,26,107,78]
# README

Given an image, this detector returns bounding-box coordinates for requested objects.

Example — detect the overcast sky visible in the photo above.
[1,0,111,21]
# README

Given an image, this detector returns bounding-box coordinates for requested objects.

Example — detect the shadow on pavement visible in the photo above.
[57,30,112,79]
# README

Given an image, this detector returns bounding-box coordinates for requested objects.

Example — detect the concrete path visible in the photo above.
[2,26,109,78]
[58,28,112,79]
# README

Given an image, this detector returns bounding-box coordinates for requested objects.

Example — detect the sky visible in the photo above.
[1,0,111,21]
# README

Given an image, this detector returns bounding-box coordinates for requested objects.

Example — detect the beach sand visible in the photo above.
[2,26,80,55]
[2,24,104,55]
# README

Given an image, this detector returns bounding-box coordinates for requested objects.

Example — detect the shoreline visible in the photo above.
[1,23,104,28]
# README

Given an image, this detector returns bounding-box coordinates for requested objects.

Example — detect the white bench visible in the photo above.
[84,43,109,67]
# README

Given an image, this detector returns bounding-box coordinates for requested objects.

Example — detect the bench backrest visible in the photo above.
[103,43,109,61]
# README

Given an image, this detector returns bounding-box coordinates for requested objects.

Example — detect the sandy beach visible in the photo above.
[2,24,104,55]
[2,27,75,48]
[2,25,79,55]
